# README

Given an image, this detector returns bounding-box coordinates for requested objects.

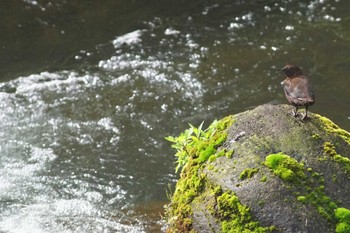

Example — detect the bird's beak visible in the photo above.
[274,68,284,73]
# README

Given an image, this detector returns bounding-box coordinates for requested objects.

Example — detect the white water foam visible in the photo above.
[0,199,145,233]
[112,30,145,48]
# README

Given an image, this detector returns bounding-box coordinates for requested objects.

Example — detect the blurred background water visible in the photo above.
[0,0,349,232]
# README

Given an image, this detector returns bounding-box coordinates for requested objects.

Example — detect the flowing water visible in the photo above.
[0,0,349,232]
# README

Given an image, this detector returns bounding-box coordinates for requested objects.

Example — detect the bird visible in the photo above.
[281,64,315,120]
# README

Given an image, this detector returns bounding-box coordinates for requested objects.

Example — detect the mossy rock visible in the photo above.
[166,104,350,233]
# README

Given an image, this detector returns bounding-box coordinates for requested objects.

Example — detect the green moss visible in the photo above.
[166,164,202,230]
[165,116,235,232]
[263,152,350,232]
[334,155,350,173]
[213,190,274,233]
[303,186,339,222]
[211,185,223,196]
[336,222,350,233]
[335,208,350,233]
[297,196,307,203]
[225,149,234,159]
[332,174,338,182]
[208,148,234,163]
[314,114,350,145]
[260,175,267,182]
[198,145,216,163]
[208,164,215,171]
[239,168,259,180]
[264,152,306,182]
[335,208,350,222]
[323,142,350,174]
[258,200,265,207]
[323,142,337,156]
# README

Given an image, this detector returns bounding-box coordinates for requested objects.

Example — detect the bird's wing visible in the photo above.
[289,78,312,101]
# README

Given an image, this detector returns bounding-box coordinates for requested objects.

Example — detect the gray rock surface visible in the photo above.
[191,104,350,233]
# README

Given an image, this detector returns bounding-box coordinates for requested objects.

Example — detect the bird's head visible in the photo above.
[281,64,303,78]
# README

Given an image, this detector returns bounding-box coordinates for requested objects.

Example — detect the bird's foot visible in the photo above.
[301,113,309,120]
[291,109,299,117]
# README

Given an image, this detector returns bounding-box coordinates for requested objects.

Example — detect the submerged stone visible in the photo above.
[166,104,350,233]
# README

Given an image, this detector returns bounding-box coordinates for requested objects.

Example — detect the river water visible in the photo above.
[0,0,349,232]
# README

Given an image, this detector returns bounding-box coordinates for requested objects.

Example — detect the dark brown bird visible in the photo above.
[281,64,315,120]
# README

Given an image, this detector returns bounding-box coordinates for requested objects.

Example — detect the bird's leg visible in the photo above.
[292,106,298,117]
[302,106,309,120]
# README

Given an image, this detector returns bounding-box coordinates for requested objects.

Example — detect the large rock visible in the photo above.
[166,104,350,233]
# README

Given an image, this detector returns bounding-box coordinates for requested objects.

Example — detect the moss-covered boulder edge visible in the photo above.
[165,104,350,233]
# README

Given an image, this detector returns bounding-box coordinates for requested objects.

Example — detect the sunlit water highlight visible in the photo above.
[0,14,205,232]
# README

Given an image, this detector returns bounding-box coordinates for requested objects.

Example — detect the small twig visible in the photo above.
[231,131,246,143]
